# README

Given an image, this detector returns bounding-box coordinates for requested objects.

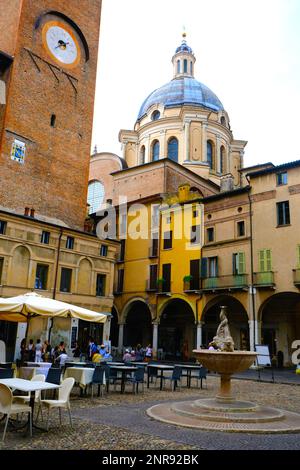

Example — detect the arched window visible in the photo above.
[177,60,180,74]
[139,146,145,165]
[221,116,226,126]
[207,141,214,170]
[190,61,193,75]
[87,180,105,214]
[151,110,160,121]
[220,146,226,174]
[184,59,188,73]
[168,137,178,163]
[152,140,160,161]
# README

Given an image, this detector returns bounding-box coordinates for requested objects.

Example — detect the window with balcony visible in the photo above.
[277,201,290,226]
[232,253,246,275]
[60,268,72,293]
[96,274,106,297]
[206,227,214,243]
[41,231,50,244]
[149,264,158,290]
[163,231,173,250]
[116,269,124,293]
[190,259,200,290]
[277,172,288,186]
[35,264,48,290]
[162,264,171,292]
[0,220,7,235]
[255,249,274,286]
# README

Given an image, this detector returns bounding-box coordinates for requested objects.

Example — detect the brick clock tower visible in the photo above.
[0,0,102,229]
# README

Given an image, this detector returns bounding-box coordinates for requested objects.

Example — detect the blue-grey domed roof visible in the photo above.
[175,43,193,54]
[137,77,224,120]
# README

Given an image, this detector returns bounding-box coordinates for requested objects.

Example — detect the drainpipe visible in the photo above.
[48,228,63,341]
[246,176,256,351]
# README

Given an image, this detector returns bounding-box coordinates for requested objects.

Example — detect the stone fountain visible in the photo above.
[147,306,300,433]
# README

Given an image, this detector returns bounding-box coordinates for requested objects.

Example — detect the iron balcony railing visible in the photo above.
[183,279,201,292]
[201,274,249,291]
[293,269,300,286]
[253,271,275,287]
[146,279,158,292]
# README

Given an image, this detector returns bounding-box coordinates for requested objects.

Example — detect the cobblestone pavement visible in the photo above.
[1,376,300,450]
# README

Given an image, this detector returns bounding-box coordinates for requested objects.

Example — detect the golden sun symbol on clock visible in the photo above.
[42,20,81,69]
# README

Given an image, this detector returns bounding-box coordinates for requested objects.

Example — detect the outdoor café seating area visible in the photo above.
[0,357,208,442]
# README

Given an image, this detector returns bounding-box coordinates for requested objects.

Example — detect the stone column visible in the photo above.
[152,323,159,359]
[184,120,191,161]
[248,320,261,352]
[202,122,207,162]
[145,135,151,163]
[122,140,128,160]
[196,321,204,349]
[118,323,125,354]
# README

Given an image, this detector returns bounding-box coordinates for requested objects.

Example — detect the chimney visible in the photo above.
[24,207,30,216]
[220,174,234,193]
[30,208,35,218]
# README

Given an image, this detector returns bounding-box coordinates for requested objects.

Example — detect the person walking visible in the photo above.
[35,339,43,362]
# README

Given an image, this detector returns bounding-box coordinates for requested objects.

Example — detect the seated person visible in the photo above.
[123,349,132,362]
[98,344,106,356]
[103,348,112,361]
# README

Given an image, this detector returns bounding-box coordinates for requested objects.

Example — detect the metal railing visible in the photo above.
[293,269,300,286]
[201,274,249,291]
[253,271,275,287]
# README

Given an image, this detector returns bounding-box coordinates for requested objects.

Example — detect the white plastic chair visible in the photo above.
[13,374,46,421]
[0,383,32,441]
[37,377,75,430]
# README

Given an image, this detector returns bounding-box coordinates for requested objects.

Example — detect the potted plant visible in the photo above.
[156,277,166,292]
[183,274,193,291]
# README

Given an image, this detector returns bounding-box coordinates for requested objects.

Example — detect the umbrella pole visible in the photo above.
[24,315,31,345]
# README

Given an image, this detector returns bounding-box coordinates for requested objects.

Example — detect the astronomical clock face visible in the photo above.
[42,21,81,68]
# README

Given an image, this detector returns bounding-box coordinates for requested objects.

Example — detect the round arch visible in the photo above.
[158,298,196,361]
[258,292,300,364]
[122,299,152,349]
[201,295,249,350]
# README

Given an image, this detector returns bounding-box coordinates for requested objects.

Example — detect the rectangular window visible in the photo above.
[100,245,108,257]
[119,240,126,261]
[149,264,158,290]
[190,259,200,290]
[237,221,245,237]
[191,225,201,245]
[0,258,3,284]
[150,236,159,257]
[277,172,288,186]
[259,249,272,272]
[232,253,246,275]
[206,227,214,243]
[117,269,124,292]
[162,264,171,292]
[277,201,290,226]
[163,231,173,250]
[60,268,72,293]
[35,264,48,290]
[41,231,50,244]
[0,220,7,235]
[66,236,74,250]
[96,274,106,297]
[208,257,218,278]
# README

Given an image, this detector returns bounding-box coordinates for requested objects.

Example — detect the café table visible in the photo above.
[0,378,60,433]
[64,367,95,395]
[175,364,204,388]
[107,365,137,394]
[147,364,174,390]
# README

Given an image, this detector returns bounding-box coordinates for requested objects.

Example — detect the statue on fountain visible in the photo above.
[212,306,235,352]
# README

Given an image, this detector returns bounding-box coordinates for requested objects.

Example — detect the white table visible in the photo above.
[64,367,95,388]
[0,378,60,432]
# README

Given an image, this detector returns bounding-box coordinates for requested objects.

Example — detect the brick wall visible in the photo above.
[0,0,102,230]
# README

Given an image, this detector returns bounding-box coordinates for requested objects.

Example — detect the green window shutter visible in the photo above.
[297,245,300,268]
[266,250,272,271]
[238,252,246,274]
[259,250,265,272]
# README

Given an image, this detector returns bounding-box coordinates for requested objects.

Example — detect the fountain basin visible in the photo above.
[193,349,257,375]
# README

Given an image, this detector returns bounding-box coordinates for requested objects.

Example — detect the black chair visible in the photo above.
[45,367,62,399]
[162,366,182,391]
[0,363,13,369]
[148,364,158,385]
[196,367,207,389]
[90,367,105,398]
[0,369,14,379]
[104,366,118,392]
[126,366,145,394]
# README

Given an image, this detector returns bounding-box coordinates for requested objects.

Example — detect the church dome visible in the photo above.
[137,77,224,120]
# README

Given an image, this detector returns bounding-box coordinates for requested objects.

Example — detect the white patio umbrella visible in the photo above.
[0,292,109,324]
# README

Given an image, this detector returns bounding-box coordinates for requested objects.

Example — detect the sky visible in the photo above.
[92,0,300,167]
